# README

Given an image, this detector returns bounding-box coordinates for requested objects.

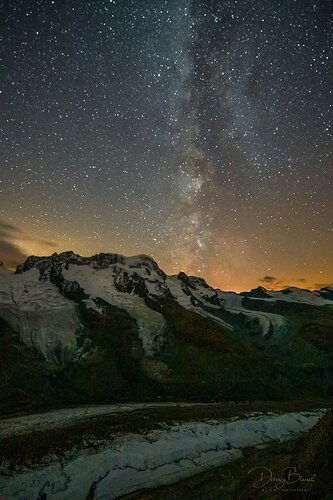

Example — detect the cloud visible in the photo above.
[259,275,277,284]
[296,278,306,283]
[0,221,20,232]
[0,218,57,269]
[0,239,27,269]
[0,230,17,239]
[35,239,57,248]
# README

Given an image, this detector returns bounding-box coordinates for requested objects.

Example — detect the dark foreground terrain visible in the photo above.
[0,400,331,499]
[129,409,333,500]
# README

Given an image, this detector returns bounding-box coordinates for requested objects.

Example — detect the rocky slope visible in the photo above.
[0,252,332,412]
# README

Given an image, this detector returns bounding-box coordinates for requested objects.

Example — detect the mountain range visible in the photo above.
[1,251,332,414]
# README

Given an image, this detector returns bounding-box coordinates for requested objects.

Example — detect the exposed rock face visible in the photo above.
[177,271,221,307]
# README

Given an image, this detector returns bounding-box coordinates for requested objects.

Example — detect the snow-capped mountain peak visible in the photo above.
[1,251,332,362]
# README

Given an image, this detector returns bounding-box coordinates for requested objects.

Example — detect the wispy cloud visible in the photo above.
[0,219,57,269]
[259,275,277,284]
[0,239,27,269]
[0,221,19,233]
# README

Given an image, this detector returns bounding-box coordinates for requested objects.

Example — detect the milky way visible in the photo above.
[0,0,332,291]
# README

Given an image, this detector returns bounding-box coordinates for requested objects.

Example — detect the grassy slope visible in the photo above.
[0,319,54,414]
[155,297,255,354]
[156,298,332,401]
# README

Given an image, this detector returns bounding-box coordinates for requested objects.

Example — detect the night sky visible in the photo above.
[0,0,332,291]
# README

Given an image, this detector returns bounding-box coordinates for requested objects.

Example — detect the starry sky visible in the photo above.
[0,0,332,291]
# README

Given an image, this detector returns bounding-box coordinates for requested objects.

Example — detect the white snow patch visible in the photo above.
[250,287,333,306]
[0,268,80,360]
[63,264,167,355]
